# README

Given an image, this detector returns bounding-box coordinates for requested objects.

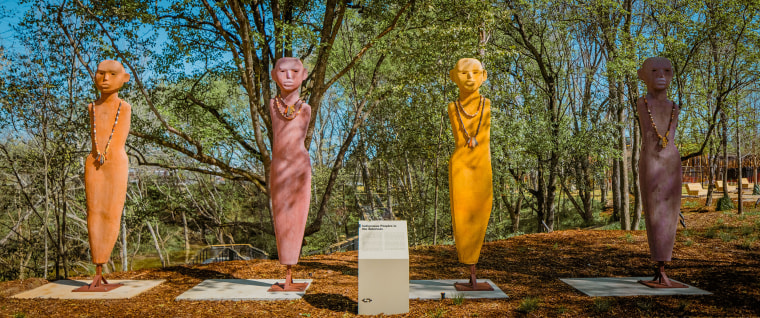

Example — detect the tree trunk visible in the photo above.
[737,105,743,215]
[617,88,631,230]
[722,111,730,198]
[432,111,445,244]
[632,117,642,230]
[706,139,717,206]
[600,171,607,208]
[611,159,621,221]
[121,208,128,271]
[147,220,165,267]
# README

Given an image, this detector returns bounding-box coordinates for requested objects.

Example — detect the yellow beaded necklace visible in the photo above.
[644,96,675,149]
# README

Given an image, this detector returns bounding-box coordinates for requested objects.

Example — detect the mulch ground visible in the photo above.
[2,199,759,317]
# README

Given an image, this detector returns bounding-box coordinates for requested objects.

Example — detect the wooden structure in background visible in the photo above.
[682,154,760,186]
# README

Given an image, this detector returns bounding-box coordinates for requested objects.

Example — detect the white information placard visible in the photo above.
[358,220,409,315]
[358,221,409,259]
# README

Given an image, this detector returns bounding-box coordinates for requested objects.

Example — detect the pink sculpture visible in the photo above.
[635,57,686,288]
[268,57,312,292]
[76,60,132,292]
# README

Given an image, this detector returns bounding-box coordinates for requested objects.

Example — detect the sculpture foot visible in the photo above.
[454,264,493,291]
[454,281,494,291]
[72,274,123,292]
[268,265,309,292]
[73,264,123,292]
[268,281,310,292]
[638,262,687,289]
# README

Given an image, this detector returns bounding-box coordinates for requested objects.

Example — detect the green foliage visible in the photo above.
[592,298,613,313]
[718,231,737,243]
[622,233,635,243]
[452,293,465,306]
[2,0,760,282]
[517,297,541,313]
[716,195,735,211]
[426,307,448,318]
[739,237,757,250]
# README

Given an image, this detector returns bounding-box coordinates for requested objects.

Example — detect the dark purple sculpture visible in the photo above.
[635,57,686,288]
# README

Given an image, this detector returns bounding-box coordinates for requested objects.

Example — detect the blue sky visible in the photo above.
[0,0,28,52]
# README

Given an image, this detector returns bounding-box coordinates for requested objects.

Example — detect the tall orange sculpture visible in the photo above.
[447,58,494,291]
[635,57,686,288]
[268,57,312,292]
[76,60,132,292]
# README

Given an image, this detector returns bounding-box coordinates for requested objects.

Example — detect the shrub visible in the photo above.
[517,297,540,313]
[716,195,734,211]
[593,298,613,313]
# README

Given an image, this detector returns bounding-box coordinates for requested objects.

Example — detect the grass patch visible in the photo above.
[426,307,448,318]
[517,297,541,313]
[622,232,635,243]
[592,298,613,313]
[739,237,757,250]
[598,222,621,230]
[683,239,694,246]
[452,293,464,306]
[636,300,654,312]
[683,200,700,208]
[719,231,737,243]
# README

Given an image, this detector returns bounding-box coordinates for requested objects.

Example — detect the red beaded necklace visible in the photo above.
[275,95,304,120]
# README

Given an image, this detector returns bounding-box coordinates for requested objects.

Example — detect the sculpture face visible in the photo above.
[95,60,130,94]
[638,57,673,92]
[272,58,307,93]
[450,58,487,94]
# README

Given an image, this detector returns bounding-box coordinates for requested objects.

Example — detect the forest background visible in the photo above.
[0,0,758,281]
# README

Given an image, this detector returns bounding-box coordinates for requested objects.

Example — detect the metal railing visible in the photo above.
[188,244,269,265]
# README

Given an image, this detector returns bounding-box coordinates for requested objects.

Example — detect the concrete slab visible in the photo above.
[560,277,712,297]
[175,279,313,301]
[11,280,165,299]
[409,280,508,300]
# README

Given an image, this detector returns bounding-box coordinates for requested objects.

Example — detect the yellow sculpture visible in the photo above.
[447,58,493,291]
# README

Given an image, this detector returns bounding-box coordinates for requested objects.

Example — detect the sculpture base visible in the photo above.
[268,281,309,292]
[638,279,688,289]
[454,281,494,291]
[72,275,123,292]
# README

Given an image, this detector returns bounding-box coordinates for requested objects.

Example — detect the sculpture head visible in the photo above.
[95,60,130,94]
[638,57,673,93]
[271,57,308,94]
[450,58,487,94]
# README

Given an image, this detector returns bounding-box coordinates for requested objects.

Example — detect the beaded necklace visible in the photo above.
[456,96,482,118]
[91,101,122,165]
[644,96,675,149]
[275,95,304,120]
[454,96,485,148]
